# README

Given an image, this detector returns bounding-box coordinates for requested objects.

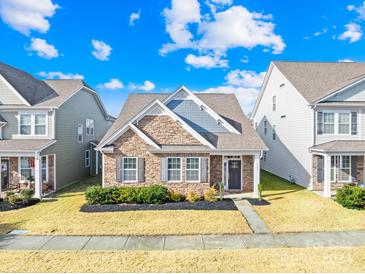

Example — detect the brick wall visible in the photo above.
[242,155,254,192]
[9,157,20,189]
[210,155,222,186]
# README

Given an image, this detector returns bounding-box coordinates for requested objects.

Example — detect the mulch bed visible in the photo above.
[246,198,270,206]
[0,199,40,211]
[80,199,238,212]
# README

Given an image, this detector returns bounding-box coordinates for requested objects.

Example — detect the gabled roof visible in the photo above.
[99,91,267,151]
[310,140,365,153]
[0,139,56,152]
[273,61,365,104]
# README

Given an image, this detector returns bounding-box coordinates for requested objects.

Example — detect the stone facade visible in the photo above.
[210,155,222,186]
[242,155,254,192]
[312,154,364,191]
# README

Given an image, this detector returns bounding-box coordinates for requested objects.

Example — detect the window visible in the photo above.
[41,156,48,182]
[85,150,90,167]
[86,119,94,136]
[19,113,46,136]
[77,124,83,143]
[123,157,137,181]
[331,156,351,182]
[272,96,276,111]
[323,113,335,134]
[167,157,181,181]
[272,125,276,140]
[20,157,33,181]
[186,157,200,182]
[264,120,267,135]
[338,113,350,134]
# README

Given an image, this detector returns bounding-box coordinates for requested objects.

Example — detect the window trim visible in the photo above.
[185,157,201,182]
[77,124,84,143]
[41,155,48,183]
[167,157,182,182]
[122,157,138,183]
[18,112,48,136]
[85,150,90,168]
[320,110,354,136]
[263,120,267,135]
[330,155,352,183]
[86,118,95,136]
[19,157,33,183]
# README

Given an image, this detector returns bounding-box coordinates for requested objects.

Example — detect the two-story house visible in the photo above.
[96,86,267,197]
[252,61,365,197]
[0,62,114,198]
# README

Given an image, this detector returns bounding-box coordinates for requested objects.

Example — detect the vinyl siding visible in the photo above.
[326,80,365,101]
[42,89,111,189]
[253,65,313,187]
[0,76,24,105]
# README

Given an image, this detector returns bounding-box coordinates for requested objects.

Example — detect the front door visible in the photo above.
[228,160,241,190]
[1,159,9,190]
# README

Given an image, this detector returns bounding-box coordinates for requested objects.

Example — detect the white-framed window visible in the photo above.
[264,120,267,135]
[338,113,350,134]
[20,157,33,181]
[41,156,48,182]
[86,119,94,136]
[186,157,200,182]
[167,157,181,182]
[85,150,90,167]
[77,124,83,143]
[272,125,276,140]
[272,96,276,111]
[123,157,137,182]
[19,113,47,136]
[331,155,351,182]
[323,112,335,134]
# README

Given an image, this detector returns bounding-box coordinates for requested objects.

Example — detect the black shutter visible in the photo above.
[351,112,357,135]
[351,156,357,182]
[317,156,324,183]
[317,112,323,135]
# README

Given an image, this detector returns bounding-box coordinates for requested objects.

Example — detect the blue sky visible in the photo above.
[1,0,365,116]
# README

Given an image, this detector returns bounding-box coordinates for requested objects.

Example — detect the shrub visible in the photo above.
[5,191,15,202]
[137,185,168,204]
[20,189,33,203]
[336,185,365,210]
[85,186,118,205]
[258,183,264,201]
[204,187,217,202]
[186,191,201,202]
[7,194,19,205]
[168,191,183,202]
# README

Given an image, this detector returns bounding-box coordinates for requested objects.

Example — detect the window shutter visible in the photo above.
[200,158,208,182]
[351,156,357,182]
[351,112,357,135]
[160,158,168,182]
[117,157,123,181]
[138,157,145,182]
[317,112,323,135]
[317,156,324,183]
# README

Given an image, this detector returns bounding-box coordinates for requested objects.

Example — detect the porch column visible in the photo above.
[0,155,2,193]
[34,152,42,199]
[323,154,331,198]
[253,153,260,198]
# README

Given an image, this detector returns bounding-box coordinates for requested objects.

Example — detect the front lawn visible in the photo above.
[254,171,365,232]
[0,177,250,235]
[1,248,364,272]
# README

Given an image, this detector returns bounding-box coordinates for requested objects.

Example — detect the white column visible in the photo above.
[95,150,99,176]
[0,155,2,193]
[323,154,332,198]
[253,153,260,198]
[34,152,42,199]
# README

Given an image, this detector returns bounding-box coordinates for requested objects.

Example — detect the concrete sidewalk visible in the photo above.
[1,231,365,250]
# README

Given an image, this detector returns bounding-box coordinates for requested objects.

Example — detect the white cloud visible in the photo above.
[185,53,228,69]
[206,0,233,13]
[338,59,355,62]
[39,71,84,79]
[129,10,141,26]
[347,2,365,19]
[91,39,112,61]
[313,27,328,36]
[339,23,362,43]
[240,55,249,63]
[129,80,155,91]
[27,38,59,59]
[200,69,265,113]
[98,78,124,90]
[0,0,59,35]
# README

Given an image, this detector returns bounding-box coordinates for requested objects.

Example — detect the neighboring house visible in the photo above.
[0,62,114,198]
[96,86,267,196]
[252,61,365,197]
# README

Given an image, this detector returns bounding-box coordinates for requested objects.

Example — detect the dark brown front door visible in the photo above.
[228,160,241,190]
[1,159,9,190]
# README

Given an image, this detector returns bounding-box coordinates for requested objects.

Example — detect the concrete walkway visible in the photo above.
[1,231,365,250]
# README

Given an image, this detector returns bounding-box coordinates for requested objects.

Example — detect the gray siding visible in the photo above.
[167,99,228,133]
[42,89,111,189]
[326,80,365,102]
[0,76,24,105]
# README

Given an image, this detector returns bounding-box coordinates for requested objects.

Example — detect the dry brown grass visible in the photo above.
[0,177,250,235]
[254,171,365,232]
[0,247,364,272]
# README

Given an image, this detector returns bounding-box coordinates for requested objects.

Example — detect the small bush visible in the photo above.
[20,189,33,203]
[7,194,19,205]
[85,186,118,205]
[204,187,217,202]
[258,183,264,201]
[186,191,201,202]
[5,191,15,202]
[137,185,168,204]
[336,185,365,210]
[168,191,184,202]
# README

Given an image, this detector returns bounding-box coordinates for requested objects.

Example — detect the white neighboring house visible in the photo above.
[252,61,365,197]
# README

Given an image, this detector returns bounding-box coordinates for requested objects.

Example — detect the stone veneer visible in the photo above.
[312,154,364,191]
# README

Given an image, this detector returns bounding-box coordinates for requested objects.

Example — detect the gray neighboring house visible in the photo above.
[0,62,114,198]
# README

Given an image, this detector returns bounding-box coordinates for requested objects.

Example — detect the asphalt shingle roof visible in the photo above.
[0,139,56,152]
[310,140,365,153]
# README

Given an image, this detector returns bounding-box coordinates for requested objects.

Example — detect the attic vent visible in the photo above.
[217,119,222,125]
[200,105,205,111]
[280,83,285,87]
